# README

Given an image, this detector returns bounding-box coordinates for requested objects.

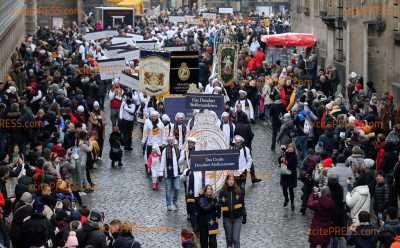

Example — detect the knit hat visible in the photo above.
[65,231,79,248]
[322,158,333,168]
[20,192,34,205]
[77,105,84,113]
[33,199,44,214]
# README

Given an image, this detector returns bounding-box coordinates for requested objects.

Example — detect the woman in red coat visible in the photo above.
[375,134,386,173]
[307,187,335,248]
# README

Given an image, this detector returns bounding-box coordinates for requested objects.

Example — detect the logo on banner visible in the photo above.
[178,62,190,81]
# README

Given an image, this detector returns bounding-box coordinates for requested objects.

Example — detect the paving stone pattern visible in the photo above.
[84,101,312,247]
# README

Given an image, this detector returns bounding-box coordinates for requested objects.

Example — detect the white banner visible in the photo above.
[163,46,186,52]
[118,73,140,90]
[202,13,217,19]
[127,33,144,41]
[84,30,118,41]
[134,41,157,50]
[98,59,126,80]
[118,49,140,61]
[218,8,233,14]
[169,16,186,23]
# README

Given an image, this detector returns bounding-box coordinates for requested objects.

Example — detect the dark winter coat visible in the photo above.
[113,233,141,248]
[77,222,107,248]
[198,195,221,234]
[382,144,398,176]
[280,152,298,188]
[378,219,400,248]
[218,186,246,220]
[109,131,123,161]
[234,122,254,149]
[10,203,33,243]
[347,223,378,248]
[20,213,53,248]
[373,182,391,212]
[307,193,335,245]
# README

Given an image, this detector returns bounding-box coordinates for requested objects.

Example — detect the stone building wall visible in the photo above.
[291,0,400,97]
[0,0,26,81]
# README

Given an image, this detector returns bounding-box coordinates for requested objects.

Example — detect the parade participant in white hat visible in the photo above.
[173,112,187,149]
[220,112,235,147]
[108,83,124,126]
[162,114,174,145]
[180,137,202,231]
[118,94,136,151]
[147,143,162,190]
[142,110,164,175]
[187,109,200,131]
[233,135,253,189]
[235,90,254,122]
[160,136,181,211]
[205,78,219,94]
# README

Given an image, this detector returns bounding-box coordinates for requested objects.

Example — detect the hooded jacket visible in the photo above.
[346,185,371,225]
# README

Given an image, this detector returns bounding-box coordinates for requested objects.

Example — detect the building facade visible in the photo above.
[291,0,400,98]
[0,0,26,81]
[36,0,83,28]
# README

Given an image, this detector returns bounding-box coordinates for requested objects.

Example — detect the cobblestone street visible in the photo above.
[85,102,312,247]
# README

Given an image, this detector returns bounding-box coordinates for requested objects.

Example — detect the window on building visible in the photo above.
[304,0,310,15]
[319,0,327,13]
[314,0,320,16]
[327,0,335,16]
[394,0,400,32]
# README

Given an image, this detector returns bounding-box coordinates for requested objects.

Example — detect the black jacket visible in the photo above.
[198,195,220,234]
[113,233,141,248]
[21,213,53,248]
[218,186,246,219]
[77,222,107,248]
[234,122,254,149]
[379,219,400,248]
[10,202,33,242]
[373,182,390,212]
[347,224,378,248]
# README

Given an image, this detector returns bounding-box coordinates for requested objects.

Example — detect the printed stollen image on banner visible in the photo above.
[139,50,171,96]
[217,43,239,87]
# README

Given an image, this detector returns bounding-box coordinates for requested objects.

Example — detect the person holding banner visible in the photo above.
[232,135,252,190]
[220,112,235,147]
[198,185,220,248]
[218,174,246,248]
[162,114,174,146]
[180,137,202,232]
[142,111,164,175]
[118,94,136,151]
[160,136,181,211]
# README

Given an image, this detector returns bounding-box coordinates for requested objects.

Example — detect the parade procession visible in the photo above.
[3,0,400,247]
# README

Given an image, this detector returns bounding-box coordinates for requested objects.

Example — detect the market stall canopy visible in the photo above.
[261,33,317,47]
